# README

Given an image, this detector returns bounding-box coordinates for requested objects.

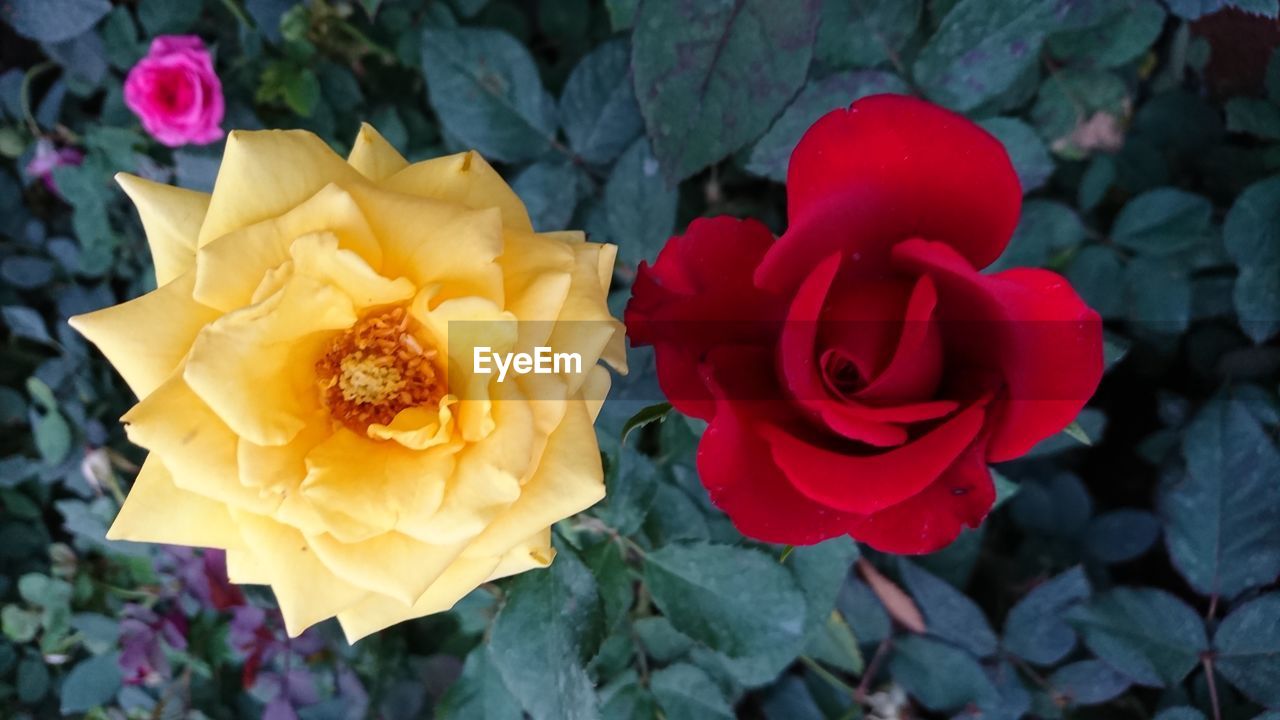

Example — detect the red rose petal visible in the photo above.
[893,238,1104,462]
[855,274,945,404]
[755,94,1021,292]
[625,216,783,419]
[763,400,987,515]
[847,437,996,554]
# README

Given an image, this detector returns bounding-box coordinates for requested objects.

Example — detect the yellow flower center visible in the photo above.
[315,308,445,434]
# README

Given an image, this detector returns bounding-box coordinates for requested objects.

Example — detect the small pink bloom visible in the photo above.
[25,139,83,194]
[124,35,224,147]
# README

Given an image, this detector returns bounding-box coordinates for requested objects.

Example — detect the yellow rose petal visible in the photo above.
[308,531,469,606]
[116,173,209,285]
[345,183,505,303]
[226,548,271,585]
[301,427,452,543]
[195,183,384,313]
[184,275,357,446]
[123,372,279,515]
[336,554,502,643]
[380,150,533,233]
[483,527,555,582]
[463,399,604,559]
[347,122,409,181]
[232,511,368,637]
[69,272,220,400]
[199,129,366,248]
[106,456,245,550]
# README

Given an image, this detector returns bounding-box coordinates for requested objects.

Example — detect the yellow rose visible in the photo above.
[70,125,626,642]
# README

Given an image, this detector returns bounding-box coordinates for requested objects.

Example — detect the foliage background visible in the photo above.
[2,0,1280,718]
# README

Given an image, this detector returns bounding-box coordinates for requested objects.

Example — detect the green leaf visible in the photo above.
[1159,395,1280,599]
[787,537,859,641]
[645,542,807,661]
[631,0,820,181]
[1225,97,1280,141]
[620,402,672,446]
[635,616,696,663]
[1125,256,1190,334]
[747,70,909,182]
[2,606,40,643]
[511,160,586,232]
[1223,175,1280,342]
[33,410,72,466]
[1063,420,1092,446]
[899,560,997,657]
[606,139,678,266]
[1048,660,1131,705]
[600,446,659,536]
[60,651,121,714]
[990,199,1087,272]
[1112,188,1214,256]
[488,544,602,720]
[978,117,1053,194]
[3,306,53,345]
[815,0,921,69]
[1030,69,1129,153]
[1085,509,1159,564]
[1,0,111,43]
[559,39,644,165]
[137,0,203,35]
[1003,566,1090,666]
[16,655,49,703]
[650,663,734,720]
[1066,245,1125,319]
[1154,708,1207,720]
[889,635,997,711]
[1047,0,1166,69]
[437,646,523,720]
[421,26,557,164]
[1066,587,1208,686]
[914,0,1106,112]
[1213,593,1280,707]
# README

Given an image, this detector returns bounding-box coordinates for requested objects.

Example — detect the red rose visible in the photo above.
[625,95,1103,554]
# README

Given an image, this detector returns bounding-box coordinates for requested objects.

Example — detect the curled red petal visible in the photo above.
[755,94,1021,292]
[625,216,782,419]
[763,400,987,515]
[893,239,1104,462]
[847,438,996,554]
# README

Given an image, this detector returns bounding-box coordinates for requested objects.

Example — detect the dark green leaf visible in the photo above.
[889,635,997,711]
[650,663,734,720]
[620,402,672,446]
[1226,97,1280,141]
[605,139,677,265]
[747,70,909,182]
[1066,245,1126,319]
[1160,395,1280,599]
[488,544,602,720]
[436,646,523,720]
[990,199,1087,272]
[60,651,122,713]
[3,306,53,345]
[1223,175,1280,342]
[2,0,111,43]
[645,542,807,661]
[1213,593,1280,707]
[421,26,557,163]
[559,40,644,165]
[1048,660,1131,705]
[1153,708,1207,720]
[1066,588,1208,686]
[788,537,859,641]
[137,0,203,35]
[600,446,658,536]
[1125,256,1191,334]
[914,0,1106,112]
[1112,188,1214,256]
[1085,509,1159,564]
[631,0,820,181]
[511,160,586,232]
[815,0,921,69]
[1047,0,1166,68]
[979,117,1054,193]
[16,655,49,703]
[1030,69,1129,153]
[899,560,997,657]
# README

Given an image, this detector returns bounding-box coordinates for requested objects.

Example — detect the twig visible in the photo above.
[855,636,892,703]
[1202,656,1222,720]
[800,655,859,698]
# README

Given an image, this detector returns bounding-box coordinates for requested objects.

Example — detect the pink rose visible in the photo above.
[124,35,225,147]
[25,138,83,195]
